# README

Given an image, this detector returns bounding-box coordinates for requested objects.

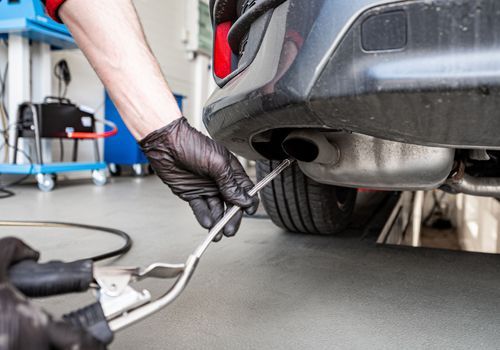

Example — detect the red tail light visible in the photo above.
[214,21,233,79]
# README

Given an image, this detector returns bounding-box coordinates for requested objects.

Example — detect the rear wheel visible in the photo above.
[256,160,357,235]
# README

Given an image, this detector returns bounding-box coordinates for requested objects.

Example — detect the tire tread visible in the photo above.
[256,160,356,235]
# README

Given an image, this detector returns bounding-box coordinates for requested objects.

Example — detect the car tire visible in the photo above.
[256,160,357,235]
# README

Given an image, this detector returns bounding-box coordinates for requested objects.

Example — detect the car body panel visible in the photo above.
[204,0,500,161]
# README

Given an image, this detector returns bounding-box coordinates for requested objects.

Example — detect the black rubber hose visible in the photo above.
[0,221,132,262]
[227,0,287,54]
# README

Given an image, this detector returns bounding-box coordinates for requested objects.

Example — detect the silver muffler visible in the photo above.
[281,130,455,191]
[282,130,500,197]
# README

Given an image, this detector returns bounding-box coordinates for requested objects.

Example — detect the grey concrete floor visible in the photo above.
[2,176,500,349]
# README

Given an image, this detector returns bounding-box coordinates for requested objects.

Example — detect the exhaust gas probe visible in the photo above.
[4,159,294,345]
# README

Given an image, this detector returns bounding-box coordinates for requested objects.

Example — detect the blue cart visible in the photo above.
[0,103,108,192]
[0,162,107,192]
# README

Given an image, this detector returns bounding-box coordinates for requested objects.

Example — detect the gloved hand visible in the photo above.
[0,237,106,350]
[140,117,259,241]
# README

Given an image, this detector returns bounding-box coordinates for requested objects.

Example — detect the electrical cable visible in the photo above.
[0,63,7,104]
[0,148,33,196]
[0,108,7,162]
[0,220,132,262]
[0,62,9,162]
[66,118,118,139]
[59,138,64,162]
[226,0,286,54]
[0,62,7,108]
[54,59,71,98]
[0,123,35,199]
[0,188,14,199]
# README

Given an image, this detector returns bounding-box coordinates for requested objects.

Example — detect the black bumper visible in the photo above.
[204,0,500,160]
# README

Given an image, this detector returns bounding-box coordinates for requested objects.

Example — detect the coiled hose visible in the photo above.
[0,220,132,262]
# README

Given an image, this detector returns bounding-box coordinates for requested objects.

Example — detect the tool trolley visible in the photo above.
[0,98,117,192]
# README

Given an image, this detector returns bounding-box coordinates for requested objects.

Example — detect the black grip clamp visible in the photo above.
[9,259,93,298]
[63,302,114,345]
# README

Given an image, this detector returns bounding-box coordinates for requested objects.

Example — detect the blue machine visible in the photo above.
[104,93,184,175]
[0,0,75,48]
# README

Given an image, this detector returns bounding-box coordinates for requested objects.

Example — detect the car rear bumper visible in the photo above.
[204,0,500,160]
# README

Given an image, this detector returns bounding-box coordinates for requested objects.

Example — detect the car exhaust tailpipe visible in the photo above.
[282,130,339,164]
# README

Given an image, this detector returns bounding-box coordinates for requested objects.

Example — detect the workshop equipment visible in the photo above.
[0,100,117,191]
[104,93,184,177]
[1,0,78,189]
[0,0,75,49]
[7,159,293,342]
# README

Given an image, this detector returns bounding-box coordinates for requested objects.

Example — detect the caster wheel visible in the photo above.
[132,164,145,177]
[92,170,107,186]
[37,174,55,192]
[109,163,122,177]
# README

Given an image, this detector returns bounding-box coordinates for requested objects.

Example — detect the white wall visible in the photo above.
[133,0,213,128]
[0,0,213,167]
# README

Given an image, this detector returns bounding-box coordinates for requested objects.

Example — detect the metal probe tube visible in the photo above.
[194,158,294,258]
[109,158,294,332]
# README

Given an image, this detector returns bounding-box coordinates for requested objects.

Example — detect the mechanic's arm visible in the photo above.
[55,0,259,238]
[57,0,177,139]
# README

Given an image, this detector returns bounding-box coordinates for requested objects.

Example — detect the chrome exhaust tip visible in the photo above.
[282,130,339,164]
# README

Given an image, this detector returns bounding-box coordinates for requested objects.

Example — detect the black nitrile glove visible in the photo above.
[140,117,259,241]
[0,237,106,350]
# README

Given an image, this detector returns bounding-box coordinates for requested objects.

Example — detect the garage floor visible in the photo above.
[2,177,500,349]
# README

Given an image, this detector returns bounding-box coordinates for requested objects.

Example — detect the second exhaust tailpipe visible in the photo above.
[281,130,339,164]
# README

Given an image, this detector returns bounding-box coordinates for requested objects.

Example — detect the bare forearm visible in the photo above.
[59,0,181,139]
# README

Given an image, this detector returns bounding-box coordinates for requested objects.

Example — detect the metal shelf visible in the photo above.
[0,162,106,175]
[0,0,75,49]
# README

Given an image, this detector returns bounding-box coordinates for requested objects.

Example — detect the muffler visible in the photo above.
[280,130,455,190]
[281,130,339,164]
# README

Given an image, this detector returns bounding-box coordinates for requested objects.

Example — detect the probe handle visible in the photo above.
[9,259,93,298]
